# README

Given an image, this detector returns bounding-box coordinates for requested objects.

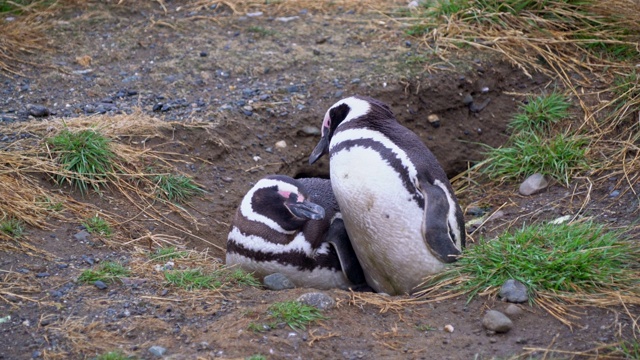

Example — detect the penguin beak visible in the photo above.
[286,199,325,220]
[309,135,329,165]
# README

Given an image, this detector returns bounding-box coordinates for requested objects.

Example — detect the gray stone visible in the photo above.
[263,273,295,290]
[148,345,167,357]
[297,292,335,310]
[298,126,321,137]
[27,104,50,117]
[500,279,528,303]
[519,173,548,196]
[93,280,108,290]
[482,310,513,333]
[504,304,523,317]
[74,230,91,242]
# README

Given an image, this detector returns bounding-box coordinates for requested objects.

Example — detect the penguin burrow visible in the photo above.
[309,95,466,295]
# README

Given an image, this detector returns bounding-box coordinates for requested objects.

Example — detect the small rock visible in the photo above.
[27,104,50,117]
[408,0,419,9]
[427,114,440,128]
[519,173,548,196]
[298,126,321,136]
[286,85,300,93]
[93,281,108,290]
[334,90,344,98]
[504,304,523,317]
[148,345,167,357]
[482,310,513,333]
[462,94,474,105]
[486,210,505,222]
[500,279,528,303]
[263,273,295,290]
[35,272,50,278]
[444,324,454,333]
[199,51,208,57]
[297,292,335,310]
[276,16,299,22]
[610,190,620,198]
[74,230,91,242]
[275,140,287,149]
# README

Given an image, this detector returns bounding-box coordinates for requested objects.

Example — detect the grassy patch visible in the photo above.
[153,174,203,203]
[150,246,189,261]
[164,267,260,290]
[78,261,131,284]
[47,129,117,194]
[93,350,136,360]
[82,214,112,237]
[422,221,640,301]
[246,355,267,360]
[247,26,275,36]
[482,132,587,185]
[0,217,25,238]
[613,70,639,100]
[509,92,571,134]
[164,269,221,290]
[405,24,431,37]
[415,323,436,331]
[267,300,327,331]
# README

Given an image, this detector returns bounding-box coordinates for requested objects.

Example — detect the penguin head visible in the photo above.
[309,95,394,164]
[246,175,325,232]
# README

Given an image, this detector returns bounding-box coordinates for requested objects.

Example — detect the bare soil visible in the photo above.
[0,2,637,359]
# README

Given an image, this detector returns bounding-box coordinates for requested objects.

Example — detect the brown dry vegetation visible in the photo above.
[0,0,639,359]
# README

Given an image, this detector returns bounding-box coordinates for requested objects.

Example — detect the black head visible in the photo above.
[244,175,325,232]
[309,95,394,164]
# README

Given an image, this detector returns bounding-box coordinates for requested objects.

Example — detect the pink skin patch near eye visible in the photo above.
[278,190,304,202]
[321,114,331,136]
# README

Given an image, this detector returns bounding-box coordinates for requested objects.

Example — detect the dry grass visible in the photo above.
[0,112,223,253]
[400,0,640,193]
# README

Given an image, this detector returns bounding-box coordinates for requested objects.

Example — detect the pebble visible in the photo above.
[286,85,300,93]
[276,16,299,22]
[148,345,167,357]
[35,272,50,278]
[444,324,454,333]
[74,230,91,242]
[94,280,108,290]
[504,304,523,317]
[298,126,321,136]
[482,310,513,333]
[408,0,419,9]
[610,190,620,198]
[297,292,335,310]
[334,90,344,98]
[27,104,50,117]
[500,279,528,303]
[275,140,287,149]
[519,173,548,196]
[427,114,440,128]
[263,273,295,290]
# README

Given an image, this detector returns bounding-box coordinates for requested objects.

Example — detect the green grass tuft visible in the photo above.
[246,355,267,360]
[164,269,222,290]
[82,214,112,237]
[247,26,275,36]
[482,132,587,185]
[153,174,203,203]
[164,267,261,290]
[267,300,327,331]
[432,221,640,301]
[405,24,431,37]
[508,92,571,134]
[93,350,136,360]
[78,261,131,284]
[47,129,117,194]
[150,247,189,261]
[0,217,25,238]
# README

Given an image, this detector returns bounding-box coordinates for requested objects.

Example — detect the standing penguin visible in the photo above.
[308,95,465,295]
[226,175,366,290]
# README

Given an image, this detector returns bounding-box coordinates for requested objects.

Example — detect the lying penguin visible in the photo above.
[226,175,366,290]
[308,95,466,295]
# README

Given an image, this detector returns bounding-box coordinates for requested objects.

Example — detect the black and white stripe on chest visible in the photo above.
[330,127,425,208]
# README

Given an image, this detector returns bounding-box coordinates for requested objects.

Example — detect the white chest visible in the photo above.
[330,146,444,294]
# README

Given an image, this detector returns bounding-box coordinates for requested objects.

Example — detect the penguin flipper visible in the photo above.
[419,183,462,263]
[326,218,367,285]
